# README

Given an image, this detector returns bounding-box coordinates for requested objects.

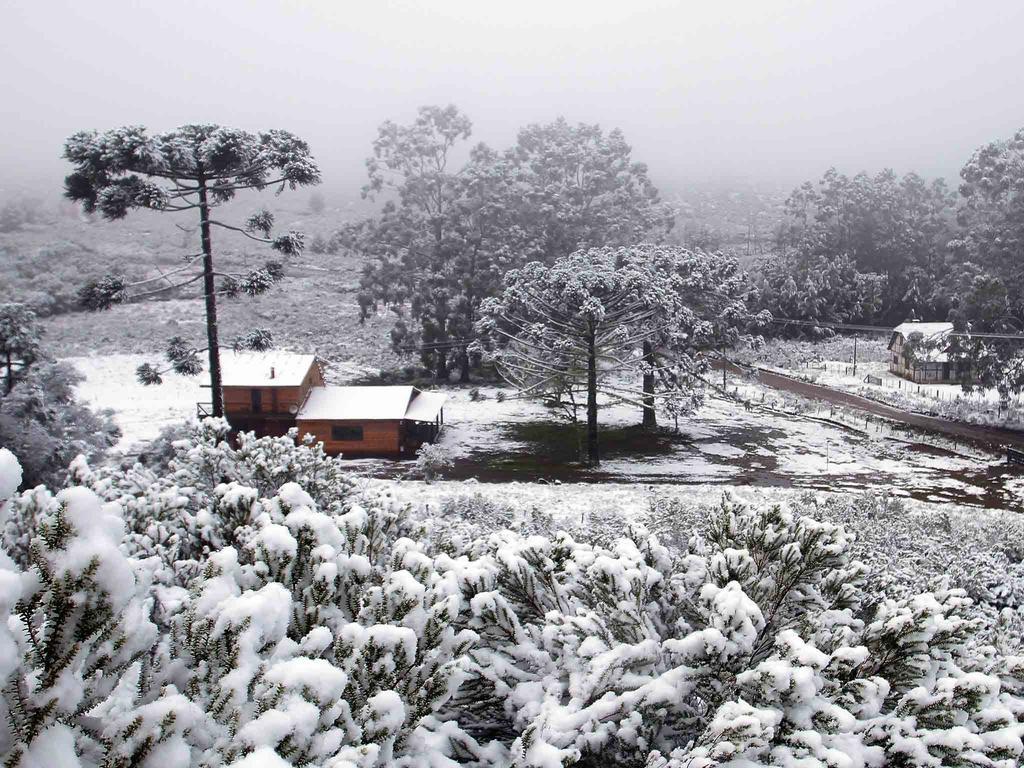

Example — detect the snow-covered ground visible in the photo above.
[67,354,204,450]
[776,359,1024,428]
[66,353,376,451]
[65,355,1024,511]
[431,387,1021,510]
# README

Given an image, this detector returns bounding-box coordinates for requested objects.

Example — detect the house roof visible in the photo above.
[890,322,954,362]
[404,391,447,422]
[296,386,446,422]
[220,351,318,388]
[892,322,954,340]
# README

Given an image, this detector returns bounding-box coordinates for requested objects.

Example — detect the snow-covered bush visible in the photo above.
[642,489,1024,627]
[451,495,1024,766]
[415,443,454,483]
[429,491,555,554]
[0,455,195,767]
[47,418,356,583]
[808,491,1024,618]
[162,482,486,766]
[0,360,119,489]
[2,439,1023,767]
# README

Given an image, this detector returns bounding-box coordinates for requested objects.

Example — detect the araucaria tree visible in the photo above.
[636,246,768,428]
[63,124,321,416]
[477,246,749,464]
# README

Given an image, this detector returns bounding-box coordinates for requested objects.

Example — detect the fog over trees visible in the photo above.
[3,1,1024,198]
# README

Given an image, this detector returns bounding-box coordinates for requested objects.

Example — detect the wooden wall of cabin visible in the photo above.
[223,385,304,438]
[296,419,403,457]
[223,385,304,415]
[307,365,325,389]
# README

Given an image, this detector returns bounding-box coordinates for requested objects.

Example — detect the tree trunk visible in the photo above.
[435,348,448,382]
[458,347,471,383]
[586,328,599,465]
[642,340,657,429]
[197,181,224,418]
[4,352,11,395]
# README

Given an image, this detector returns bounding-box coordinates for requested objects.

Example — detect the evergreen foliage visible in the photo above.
[0,360,118,491]
[773,168,957,325]
[1,438,1022,767]
[478,246,763,462]
[62,124,321,415]
[342,106,672,383]
[0,305,41,395]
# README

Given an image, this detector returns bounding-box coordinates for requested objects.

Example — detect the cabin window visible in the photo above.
[251,389,262,413]
[331,425,364,442]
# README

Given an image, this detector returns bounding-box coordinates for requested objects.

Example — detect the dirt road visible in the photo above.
[718,360,1024,451]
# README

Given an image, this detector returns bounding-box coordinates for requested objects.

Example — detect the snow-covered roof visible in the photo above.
[298,386,414,421]
[296,386,447,422]
[404,391,447,422]
[890,322,954,362]
[892,322,953,340]
[220,351,317,387]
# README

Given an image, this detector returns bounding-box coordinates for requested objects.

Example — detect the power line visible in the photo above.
[392,318,1024,354]
[770,317,1024,341]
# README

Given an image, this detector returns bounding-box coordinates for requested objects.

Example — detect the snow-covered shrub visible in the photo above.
[429,492,555,554]
[809,491,1024,620]
[452,495,1024,767]
[60,418,356,583]
[3,439,1023,767]
[0,360,119,489]
[643,489,1024,628]
[0,464,193,767]
[415,443,454,482]
[161,481,488,766]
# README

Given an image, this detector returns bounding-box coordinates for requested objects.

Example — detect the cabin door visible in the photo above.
[251,389,262,413]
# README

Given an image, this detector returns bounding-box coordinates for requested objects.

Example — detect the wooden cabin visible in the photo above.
[888,321,968,384]
[296,385,446,458]
[220,351,324,437]
[214,352,446,458]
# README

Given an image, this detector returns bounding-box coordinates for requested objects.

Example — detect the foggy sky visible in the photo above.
[3,0,1023,198]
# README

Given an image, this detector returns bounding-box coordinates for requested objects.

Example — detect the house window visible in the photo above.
[251,389,262,413]
[331,425,364,441]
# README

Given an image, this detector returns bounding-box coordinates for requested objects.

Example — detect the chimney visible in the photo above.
[270,366,276,380]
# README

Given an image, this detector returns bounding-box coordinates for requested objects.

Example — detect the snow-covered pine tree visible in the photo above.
[62,124,321,416]
[478,247,725,463]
